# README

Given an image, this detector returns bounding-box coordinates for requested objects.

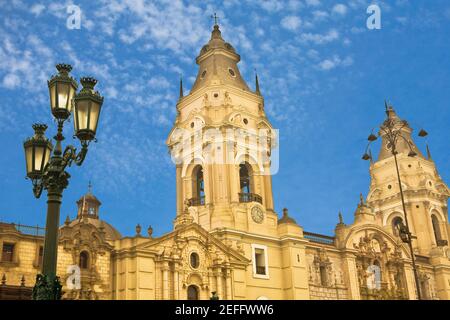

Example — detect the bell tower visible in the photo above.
[167,22,277,234]
[366,106,450,256]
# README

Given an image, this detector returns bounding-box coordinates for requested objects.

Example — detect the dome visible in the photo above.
[278,208,298,225]
[190,24,250,94]
[67,218,122,241]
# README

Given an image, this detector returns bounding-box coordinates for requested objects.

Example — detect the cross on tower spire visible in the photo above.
[211,12,219,26]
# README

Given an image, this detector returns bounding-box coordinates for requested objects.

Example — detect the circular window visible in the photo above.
[243,118,248,125]
[214,93,219,98]
[228,68,236,77]
[190,252,200,269]
[190,122,195,128]
[201,70,207,79]
[388,185,392,189]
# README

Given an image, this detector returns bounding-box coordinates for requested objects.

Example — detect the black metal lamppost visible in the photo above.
[23,64,104,300]
[362,102,428,300]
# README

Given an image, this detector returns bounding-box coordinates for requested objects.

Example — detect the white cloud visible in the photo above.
[281,16,302,31]
[332,4,348,15]
[312,10,328,20]
[2,73,20,88]
[299,29,339,44]
[148,76,171,90]
[305,0,321,6]
[318,55,353,71]
[318,59,335,70]
[259,0,285,12]
[30,4,45,16]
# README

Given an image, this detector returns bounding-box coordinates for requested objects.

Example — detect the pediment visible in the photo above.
[343,224,410,259]
[136,223,249,265]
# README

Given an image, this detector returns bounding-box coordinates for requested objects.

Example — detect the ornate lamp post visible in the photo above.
[362,102,427,300]
[23,64,104,300]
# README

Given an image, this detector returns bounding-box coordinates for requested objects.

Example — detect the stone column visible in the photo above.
[225,270,232,300]
[205,163,213,205]
[216,269,223,299]
[173,264,179,300]
[342,255,361,300]
[162,263,169,300]
[403,264,417,300]
[258,173,266,207]
[230,164,239,203]
[209,270,216,296]
[263,165,274,211]
[176,165,183,216]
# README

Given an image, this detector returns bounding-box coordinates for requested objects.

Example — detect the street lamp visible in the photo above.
[362,101,427,300]
[23,64,104,300]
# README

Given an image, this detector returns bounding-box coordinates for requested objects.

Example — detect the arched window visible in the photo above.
[79,251,89,269]
[239,163,251,194]
[431,214,442,243]
[187,285,199,300]
[190,252,200,269]
[192,165,205,205]
[392,217,403,236]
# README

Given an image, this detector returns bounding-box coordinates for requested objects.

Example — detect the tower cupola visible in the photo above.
[190,23,250,94]
[76,182,101,219]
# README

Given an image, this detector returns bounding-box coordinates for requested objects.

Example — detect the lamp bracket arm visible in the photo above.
[62,144,88,167]
[32,180,44,199]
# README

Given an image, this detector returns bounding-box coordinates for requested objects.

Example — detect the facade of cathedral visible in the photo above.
[0,24,449,300]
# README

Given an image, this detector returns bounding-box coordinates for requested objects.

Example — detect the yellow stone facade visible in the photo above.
[1,24,449,300]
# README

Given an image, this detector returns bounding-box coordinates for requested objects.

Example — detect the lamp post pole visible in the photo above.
[24,64,104,300]
[392,150,421,300]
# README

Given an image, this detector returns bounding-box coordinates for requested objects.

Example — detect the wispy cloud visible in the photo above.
[280,15,302,31]
[332,4,348,16]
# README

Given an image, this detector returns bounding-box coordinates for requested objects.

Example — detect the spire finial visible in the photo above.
[255,69,261,95]
[359,193,365,206]
[136,224,142,236]
[211,12,219,26]
[338,211,344,225]
[384,99,396,117]
[209,13,223,41]
[426,144,432,160]
[88,180,92,194]
[179,75,184,99]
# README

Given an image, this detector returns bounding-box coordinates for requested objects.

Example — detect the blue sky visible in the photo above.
[0,0,449,237]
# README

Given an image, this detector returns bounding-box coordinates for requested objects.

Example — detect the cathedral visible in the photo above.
[0,23,449,300]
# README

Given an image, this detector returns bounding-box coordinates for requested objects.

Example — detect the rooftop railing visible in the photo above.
[304,231,335,245]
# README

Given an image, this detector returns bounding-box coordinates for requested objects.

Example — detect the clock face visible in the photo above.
[251,206,264,224]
